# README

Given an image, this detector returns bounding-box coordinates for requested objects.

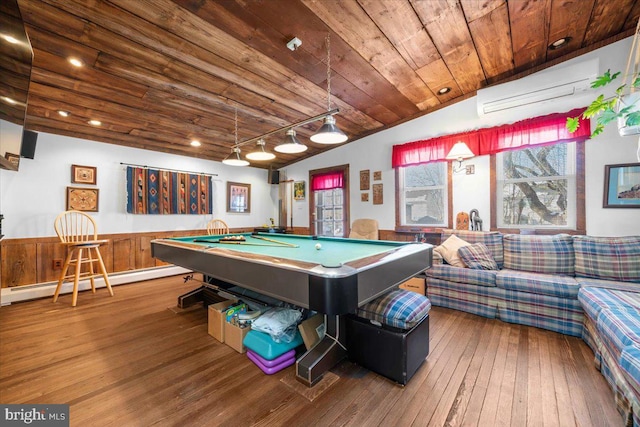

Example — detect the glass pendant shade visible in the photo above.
[222,147,249,166]
[246,139,276,161]
[275,129,307,154]
[310,115,348,144]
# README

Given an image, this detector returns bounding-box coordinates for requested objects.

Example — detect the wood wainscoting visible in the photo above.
[0,227,439,288]
[0,227,257,288]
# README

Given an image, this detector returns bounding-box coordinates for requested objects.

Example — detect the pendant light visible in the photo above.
[311,34,348,144]
[246,138,276,161]
[222,108,249,166]
[275,129,308,153]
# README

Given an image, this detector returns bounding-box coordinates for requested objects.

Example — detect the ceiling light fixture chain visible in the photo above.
[222,105,250,166]
[234,106,238,146]
[310,33,348,145]
[326,33,331,112]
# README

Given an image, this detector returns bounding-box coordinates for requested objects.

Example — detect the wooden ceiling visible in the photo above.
[6,0,640,169]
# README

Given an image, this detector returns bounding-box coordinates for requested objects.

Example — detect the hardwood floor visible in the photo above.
[0,276,621,426]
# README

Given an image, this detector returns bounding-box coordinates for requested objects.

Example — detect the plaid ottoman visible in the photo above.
[346,289,431,385]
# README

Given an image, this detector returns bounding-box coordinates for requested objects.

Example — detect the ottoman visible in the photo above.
[346,289,431,385]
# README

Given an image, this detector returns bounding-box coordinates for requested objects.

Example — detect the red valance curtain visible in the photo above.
[311,171,344,191]
[391,108,590,168]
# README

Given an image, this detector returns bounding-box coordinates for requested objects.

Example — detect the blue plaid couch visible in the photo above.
[425,231,640,425]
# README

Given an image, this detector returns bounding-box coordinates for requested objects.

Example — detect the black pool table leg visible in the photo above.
[295,314,347,387]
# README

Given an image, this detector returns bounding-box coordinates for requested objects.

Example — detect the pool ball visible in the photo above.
[315,243,322,250]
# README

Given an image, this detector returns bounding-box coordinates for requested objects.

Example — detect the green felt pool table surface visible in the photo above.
[168,233,408,267]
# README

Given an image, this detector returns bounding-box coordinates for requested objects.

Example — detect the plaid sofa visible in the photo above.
[426,231,640,425]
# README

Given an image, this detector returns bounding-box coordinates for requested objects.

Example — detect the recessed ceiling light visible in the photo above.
[190,140,201,147]
[438,87,451,95]
[1,34,19,44]
[58,110,70,117]
[88,119,101,126]
[549,37,572,50]
[68,57,84,67]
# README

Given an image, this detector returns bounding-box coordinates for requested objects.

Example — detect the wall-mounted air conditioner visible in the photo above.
[477,58,599,116]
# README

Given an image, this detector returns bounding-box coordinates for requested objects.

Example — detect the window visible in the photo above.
[398,162,448,227]
[314,188,344,237]
[496,142,577,229]
[392,109,588,233]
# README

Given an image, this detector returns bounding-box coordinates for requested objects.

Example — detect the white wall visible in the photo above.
[0,132,279,239]
[283,37,640,237]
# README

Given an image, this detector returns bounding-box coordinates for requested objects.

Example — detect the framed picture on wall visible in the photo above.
[360,169,370,190]
[603,163,640,208]
[227,181,251,213]
[71,164,97,185]
[294,181,305,200]
[373,183,383,205]
[66,187,99,212]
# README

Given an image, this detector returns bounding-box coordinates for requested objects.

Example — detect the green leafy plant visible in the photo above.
[567,69,640,137]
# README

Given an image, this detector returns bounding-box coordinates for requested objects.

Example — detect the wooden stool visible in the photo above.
[52,211,114,307]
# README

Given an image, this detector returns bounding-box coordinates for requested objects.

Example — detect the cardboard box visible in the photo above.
[224,320,251,353]
[399,277,426,295]
[298,314,325,350]
[207,299,238,342]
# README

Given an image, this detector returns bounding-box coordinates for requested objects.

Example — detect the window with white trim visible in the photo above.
[496,142,576,229]
[399,162,448,227]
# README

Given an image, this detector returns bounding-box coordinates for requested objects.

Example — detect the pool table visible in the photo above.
[151,233,432,385]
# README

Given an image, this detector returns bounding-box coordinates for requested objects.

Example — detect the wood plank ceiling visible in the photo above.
[5,0,640,169]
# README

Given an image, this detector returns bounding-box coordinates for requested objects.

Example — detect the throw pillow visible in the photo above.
[458,243,499,270]
[433,234,470,267]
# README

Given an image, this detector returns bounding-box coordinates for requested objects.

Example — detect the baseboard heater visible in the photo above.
[0,265,192,306]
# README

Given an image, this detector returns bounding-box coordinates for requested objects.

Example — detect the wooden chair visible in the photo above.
[207,219,229,235]
[53,210,114,307]
[349,219,379,240]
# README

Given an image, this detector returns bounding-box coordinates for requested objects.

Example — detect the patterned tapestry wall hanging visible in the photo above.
[126,166,213,214]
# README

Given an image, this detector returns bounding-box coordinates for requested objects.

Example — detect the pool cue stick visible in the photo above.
[250,234,299,247]
[196,239,294,248]
[218,241,291,247]
[194,239,297,248]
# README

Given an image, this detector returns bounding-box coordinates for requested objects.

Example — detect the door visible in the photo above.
[309,165,349,237]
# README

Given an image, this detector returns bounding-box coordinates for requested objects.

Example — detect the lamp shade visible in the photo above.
[310,115,348,144]
[275,129,307,154]
[445,141,474,161]
[222,147,249,166]
[246,139,276,161]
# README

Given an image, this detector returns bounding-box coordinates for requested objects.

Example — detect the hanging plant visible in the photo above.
[566,69,640,137]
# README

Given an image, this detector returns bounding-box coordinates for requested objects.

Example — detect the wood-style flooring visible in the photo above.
[0,276,621,426]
